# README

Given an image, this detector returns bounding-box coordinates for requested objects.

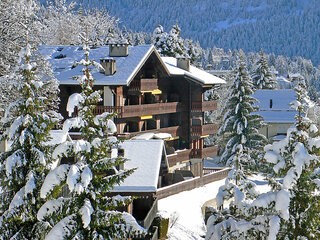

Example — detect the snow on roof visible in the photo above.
[253,89,296,110]
[131,132,172,140]
[253,90,298,123]
[111,139,165,193]
[162,57,226,85]
[38,45,157,86]
[256,110,297,123]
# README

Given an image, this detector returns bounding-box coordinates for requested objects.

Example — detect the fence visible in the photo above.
[156,168,230,199]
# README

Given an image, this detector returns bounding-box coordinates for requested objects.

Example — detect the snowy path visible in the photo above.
[158,174,270,240]
[158,179,225,240]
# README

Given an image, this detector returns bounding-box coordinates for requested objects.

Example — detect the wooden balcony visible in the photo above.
[191,145,218,159]
[167,149,192,166]
[191,100,218,112]
[129,78,158,92]
[191,123,218,137]
[93,102,184,118]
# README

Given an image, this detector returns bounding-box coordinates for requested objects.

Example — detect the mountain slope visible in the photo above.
[39,0,320,65]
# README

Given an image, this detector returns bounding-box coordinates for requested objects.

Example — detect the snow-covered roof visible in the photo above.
[256,110,296,123]
[253,89,296,110]
[38,45,166,86]
[162,57,226,85]
[131,132,172,140]
[253,89,297,123]
[111,139,166,193]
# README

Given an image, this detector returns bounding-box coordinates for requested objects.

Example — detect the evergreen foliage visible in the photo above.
[0,37,61,239]
[219,55,266,166]
[38,32,145,239]
[252,49,277,90]
[206,76,320,240]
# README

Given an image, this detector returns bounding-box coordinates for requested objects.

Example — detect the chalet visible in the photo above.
[253,89,297,140]
[39,44,225,177]
[109,139,167,238]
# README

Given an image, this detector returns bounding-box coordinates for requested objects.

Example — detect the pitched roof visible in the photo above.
[253,89,297,123]
[38,45,168,86]
[111,139,166,193]
[161,57,226,85]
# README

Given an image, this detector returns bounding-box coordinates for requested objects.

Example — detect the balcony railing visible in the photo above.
[191,123,218,137]
[191,145,217,159]
[191,100,218,112]
[167,149,192,166]
[129,78,158,92]
[93,102,184,118]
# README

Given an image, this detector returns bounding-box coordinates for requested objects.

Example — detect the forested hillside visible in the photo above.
[40,0,320,66]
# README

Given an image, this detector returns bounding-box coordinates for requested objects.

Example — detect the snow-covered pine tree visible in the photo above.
[38,33,145,239]
[207,77,320,240]
[219,55,266,167]
[152,24,168,55]
[153,24,188,58]
[0,36,61,239]
[0,0,43,114]
[205,57,267,240]
[262,77,320,239]
[252,49,277,90]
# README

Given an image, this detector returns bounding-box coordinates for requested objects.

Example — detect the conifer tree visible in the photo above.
[252,49,277,90]
[219,56,266,166]
[38,32,145,239]
[262,77,320,239]
[153,24,188,58]
[0,35,61,239]
[207,77,320,240]
[206,57,265,240]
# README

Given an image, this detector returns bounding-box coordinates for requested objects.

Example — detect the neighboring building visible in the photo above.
[109,139,168,238]
[39,44,225,177]
[253,89,297,140]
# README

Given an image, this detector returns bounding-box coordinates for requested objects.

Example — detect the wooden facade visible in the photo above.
[59,47,220,178]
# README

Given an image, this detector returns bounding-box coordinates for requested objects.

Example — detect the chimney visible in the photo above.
[109,43,129,57]
[177,56,190,71]
[100,58,116,75]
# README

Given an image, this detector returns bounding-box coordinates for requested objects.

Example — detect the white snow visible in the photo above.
[79,199,94,228]
[67,93,83,117]
[37,198,64,221]
[5,150,25,177]
[41,164,70,199]
[67,165,81,192]
[38,45,157,86]
[9,187,25,210]
[159,174,271,240]
[81,166,92,189]
[111,140,165,193]
[268,216,280,240]
[45,214,76,240]
[162,57,225,85]
[275,189,290,220]
[158,179,225,239]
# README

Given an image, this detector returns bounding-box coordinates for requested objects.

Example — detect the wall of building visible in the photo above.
[260,123,293,139]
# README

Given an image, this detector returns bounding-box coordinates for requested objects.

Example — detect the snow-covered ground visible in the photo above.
[158,174,270,240]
